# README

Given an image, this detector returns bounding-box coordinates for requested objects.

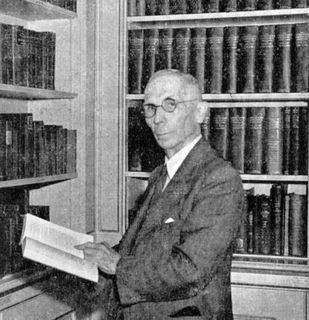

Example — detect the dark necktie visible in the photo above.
[149,164,168,205]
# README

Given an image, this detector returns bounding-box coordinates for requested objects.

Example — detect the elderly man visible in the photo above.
[77,69,244,319]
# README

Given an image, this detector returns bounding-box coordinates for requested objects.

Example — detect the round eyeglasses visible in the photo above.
[141,98,198,118]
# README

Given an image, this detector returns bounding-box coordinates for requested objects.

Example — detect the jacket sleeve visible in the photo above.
[115,165,244,305]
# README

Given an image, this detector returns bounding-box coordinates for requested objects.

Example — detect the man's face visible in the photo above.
[144,75,200,158]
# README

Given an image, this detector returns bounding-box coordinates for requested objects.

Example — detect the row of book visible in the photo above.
[42,0,77,12]
[0,23,56,89]
[0,113,77,181]
[128,106,308,175]
[128,22,309,94]
[128,0,308,16]
[0,199,50,277]
[234,184,307,258]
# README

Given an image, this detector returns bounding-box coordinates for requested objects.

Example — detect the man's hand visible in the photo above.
[75,242,121,275]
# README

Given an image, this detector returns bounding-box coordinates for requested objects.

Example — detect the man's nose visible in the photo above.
[153,105,166,124]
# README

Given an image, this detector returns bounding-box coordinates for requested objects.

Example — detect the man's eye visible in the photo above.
[144,104,155,111]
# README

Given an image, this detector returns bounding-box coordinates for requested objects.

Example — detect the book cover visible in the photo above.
[288,193,307,257]
[209,108,229,159]
[172,28,191,73]
[238,26,259,93]
[290,107,300,175]
[292,24,309,92]
[274,24,292,92]
[264,107,283,175]
[142,29,159,91]
[190,28,207,92]
[244,107,265,174]
[128,30,144,94]
[207,27,224,93]
[21,214,98,282]
[223,27,239,93]
[257,25,275,93]
[228,108,246,173]
[270,184,284,255]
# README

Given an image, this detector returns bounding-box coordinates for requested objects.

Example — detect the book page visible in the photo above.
[22,237,98,282]
[21,214,93,259]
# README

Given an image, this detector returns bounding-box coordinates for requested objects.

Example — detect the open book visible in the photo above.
[20,213,98,282]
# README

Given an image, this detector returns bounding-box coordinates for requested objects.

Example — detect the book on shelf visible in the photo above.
[239,0,257,11]
[156,29,174,71]
[172,28,191,73]
[299,107,308,175]
[170,0,187,14]
[21,213,99,282]
[282,107,291,175]
[290,107,300,175]
[258,195,272,255]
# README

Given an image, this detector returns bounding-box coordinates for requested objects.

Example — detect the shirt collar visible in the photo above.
[165,135,201,180]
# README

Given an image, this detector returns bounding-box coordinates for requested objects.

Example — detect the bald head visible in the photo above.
[144,69,202,102]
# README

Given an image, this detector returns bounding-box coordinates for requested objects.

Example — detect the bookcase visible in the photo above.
[110,0,309,319]
[0,1,85,319]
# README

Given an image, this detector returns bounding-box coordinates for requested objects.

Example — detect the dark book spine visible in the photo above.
[257,0,274,9]
[145,0,157,14]
[293,0,307,7]
[156,29,173,70]
[207,27,224,93]
[136,0,146,14]
[290,107,300,175]
[157,0,169,14]
[222,0,237,11]
[239,0,256,10]
[33,121,44,177]
[288,193,307,257]
[142,29,159,90]
[283,193,290,256]
[247,193,255,254]
[228,108,246,173]
[245,107,265,174]
[257,25,275,93]
[12,26,25,86]
[62,128,68,174]
[5,118,13,180]
[223,27,239,93]
[24,114,34,178]
[259,195,272,255]
[207,0,220,12]
[41,32,49,89]
[172,28,191,73]
[299,107,308,175]
[276,0,291,8]
[264,107,283,174]
[0,115,5,180]
[67,129,77,173]
[55,126,64,175]
[271,184,284,255]
[274,25,292,92]
[238,26,259,93]
[292,24,309,92]
[47,32,56,90]
[209,108,229,159]
[282,107,291,174]
[128,30,144,94]
[170,0,187,14]
[2,24,13,85]
[188,0,204,13]
[190,28,207,92]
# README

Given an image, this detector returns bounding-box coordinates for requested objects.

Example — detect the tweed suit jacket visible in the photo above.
[115,138,244,320]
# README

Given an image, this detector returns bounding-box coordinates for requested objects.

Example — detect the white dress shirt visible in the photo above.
[163,135,202,190]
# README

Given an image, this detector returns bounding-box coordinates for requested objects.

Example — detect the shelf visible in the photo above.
[0,173,77,190]
[128,8,309,30]
[126,171,308,183]
[0,0,77,21]
[0,84,77,100]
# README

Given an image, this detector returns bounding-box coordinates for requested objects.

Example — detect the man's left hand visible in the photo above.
[75,242,121,275]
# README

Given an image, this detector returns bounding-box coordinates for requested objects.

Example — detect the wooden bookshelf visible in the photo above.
[0,0,76,21]
[0,173,77,189]
[0,84,77,100]
[128,8,309,30]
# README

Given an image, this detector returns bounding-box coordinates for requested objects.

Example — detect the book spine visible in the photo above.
[127,0,137,16]
[188,0,203,13]
[290,107,300,175]
[246,193,255,254]
[239,26,259,93]
[145,0,157,15]
[190,28,207,92]
[201,107,211,141]
[288,193,307,257]
[299,107,308,175]
[275,25,292,92]
[157,0,169,14]
[245,107,265,174]
[170,0,187,14]
[156,29,173,70]
[2,24,13,85]
[257,0,274,9]
[142,29,159,90]
[207,0,220,12]
[172,28,191,73]
[259,195,272,255]
[24,114,34,178]
[207,27,224,93]
[293,0,307,7]
[12,26,25,86]
[282,107,291,174]
[128,30,144,94]
[257,25,275,93]
[33,121,44,177]
[264,107,283,174]
[292,24,309,92]
[0,115,6,180]
[223,0,237,11]
[240,0,256,10]
[271,184,284,255]
[228,108,246,173]
[136,0,146,15]
[223,27,239,93]
[276,0,291,8]
[209,108,229,159]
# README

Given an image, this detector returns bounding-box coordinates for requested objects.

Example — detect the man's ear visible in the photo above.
[195,101,209,124]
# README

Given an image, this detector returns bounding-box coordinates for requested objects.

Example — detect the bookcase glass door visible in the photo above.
[125,0,309,272]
